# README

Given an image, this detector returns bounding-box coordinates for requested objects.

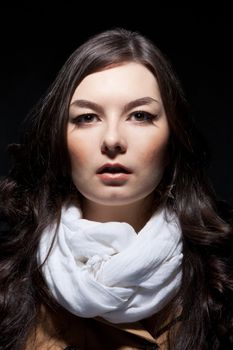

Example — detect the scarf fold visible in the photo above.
[38,205,183,323]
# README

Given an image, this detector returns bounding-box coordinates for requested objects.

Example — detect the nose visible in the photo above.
[101,123,127,158]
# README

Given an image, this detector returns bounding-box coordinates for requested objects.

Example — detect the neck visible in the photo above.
[81,194,156,232]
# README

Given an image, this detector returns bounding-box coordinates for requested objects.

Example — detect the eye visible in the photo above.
[129,111,158,123]
[70,113,99,125]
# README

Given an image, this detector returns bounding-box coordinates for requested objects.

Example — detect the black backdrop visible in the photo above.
[0,5,232,205]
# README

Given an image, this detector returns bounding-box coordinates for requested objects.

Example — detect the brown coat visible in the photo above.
[26,305,177,349]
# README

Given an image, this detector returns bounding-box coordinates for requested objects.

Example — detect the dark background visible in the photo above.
[0,5,232,205]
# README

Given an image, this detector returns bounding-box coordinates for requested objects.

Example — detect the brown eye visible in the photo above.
[130,111,157,122]
[71,114,98,125]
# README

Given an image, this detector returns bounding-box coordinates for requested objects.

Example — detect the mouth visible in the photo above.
[96,163,132,175]
[96,163,132,184]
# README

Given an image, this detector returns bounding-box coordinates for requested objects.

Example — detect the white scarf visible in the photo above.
[38,205,183,323]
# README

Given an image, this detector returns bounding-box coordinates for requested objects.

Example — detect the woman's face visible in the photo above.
[67,62,169,207]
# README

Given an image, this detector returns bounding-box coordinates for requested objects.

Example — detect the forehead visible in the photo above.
[71,62,162,103]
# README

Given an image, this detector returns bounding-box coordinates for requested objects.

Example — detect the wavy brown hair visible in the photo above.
[0,28,233,349]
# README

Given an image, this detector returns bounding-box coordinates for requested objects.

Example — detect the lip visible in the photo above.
[96,163,132,174]
[96,172,131,184]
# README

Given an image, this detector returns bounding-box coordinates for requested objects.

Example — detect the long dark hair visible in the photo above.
[0,28,232,349]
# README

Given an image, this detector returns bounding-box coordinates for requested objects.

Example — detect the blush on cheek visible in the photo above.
[140,141,168,165]
[69,152,86,167]
[67,139,87,166]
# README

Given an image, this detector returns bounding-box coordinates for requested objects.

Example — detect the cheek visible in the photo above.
[137,136,169,167]
[67,135,89,169]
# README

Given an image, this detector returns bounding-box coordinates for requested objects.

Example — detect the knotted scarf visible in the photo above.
[38,205,183,323]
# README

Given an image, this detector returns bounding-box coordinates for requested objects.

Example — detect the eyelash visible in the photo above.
[130,111,158,123]
[70,111,158,126]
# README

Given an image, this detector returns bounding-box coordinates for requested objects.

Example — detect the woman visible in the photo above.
[0,28,232,350]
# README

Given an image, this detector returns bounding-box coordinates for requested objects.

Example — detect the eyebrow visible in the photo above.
[70,97,160,114]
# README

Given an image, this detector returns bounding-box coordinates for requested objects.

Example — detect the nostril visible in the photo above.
[101,145,126,156]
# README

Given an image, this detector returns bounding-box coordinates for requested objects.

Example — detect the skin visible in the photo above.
[67,62,170,231]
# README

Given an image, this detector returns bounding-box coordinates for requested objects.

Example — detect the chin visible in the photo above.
[84,192,153,207]
[93,198,135,207]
